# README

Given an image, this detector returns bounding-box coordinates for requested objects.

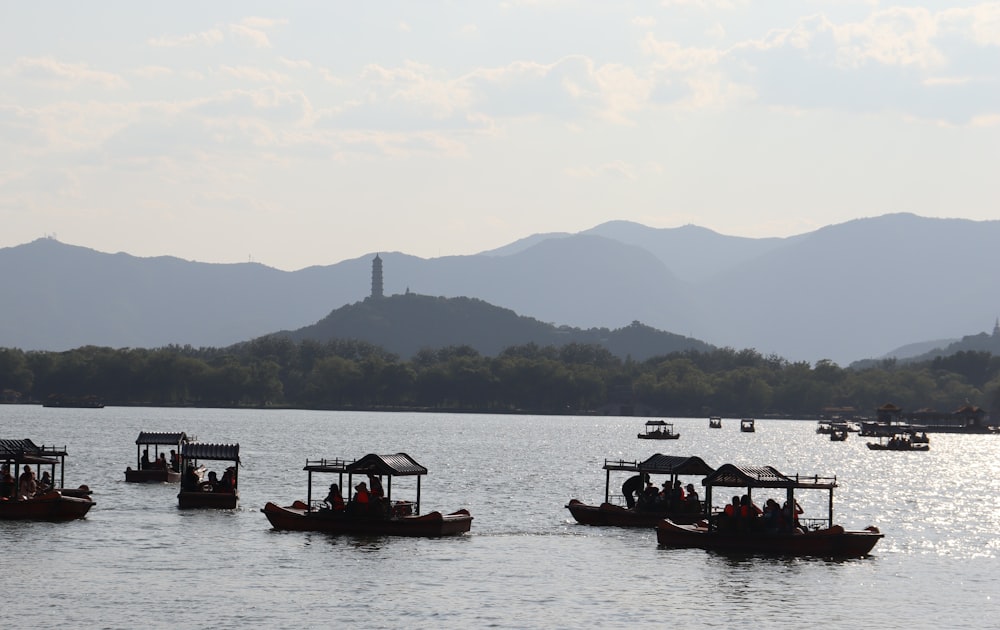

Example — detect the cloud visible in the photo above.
[9,57,126,90]
[148,29,225,48]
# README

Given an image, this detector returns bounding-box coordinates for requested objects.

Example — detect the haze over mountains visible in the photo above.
[2,213,996,366]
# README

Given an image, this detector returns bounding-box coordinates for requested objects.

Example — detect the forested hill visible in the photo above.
[275,293,714,360]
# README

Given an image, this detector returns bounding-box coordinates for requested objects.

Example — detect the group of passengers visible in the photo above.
[716,494,805,534]
[622,473,701,513]
[322,473,393,517]
[181,464,236,493]
[0,463,54,500]
[140,449,180,472]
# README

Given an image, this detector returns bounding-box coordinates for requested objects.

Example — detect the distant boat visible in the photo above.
[637,420,680,440]
[740,418,756,433]
[709,417,722,429]
[42,395,104,408]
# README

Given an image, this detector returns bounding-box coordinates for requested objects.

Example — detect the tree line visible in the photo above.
[1,338,998,417]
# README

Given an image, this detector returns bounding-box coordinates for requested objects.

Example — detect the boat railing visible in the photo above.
[305,457,354,469]
[603,458,641,471]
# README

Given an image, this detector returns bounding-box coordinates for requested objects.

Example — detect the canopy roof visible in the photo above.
[135,431,188,446]
[638,454,715,476]
[703,463,837,490]
[0,439,65,464]
[303,453,428,476]
[180,442,240,462]
[603,454,715,476]
[644,420,670,426]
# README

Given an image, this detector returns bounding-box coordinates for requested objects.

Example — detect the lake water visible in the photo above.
[2,406,998,629]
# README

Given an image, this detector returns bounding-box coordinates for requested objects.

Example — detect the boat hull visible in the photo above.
[125,468,181,483]
[0,491,95,521]
[566,499,702,527]
[178,489,239,509]
[637,433,680,440]
[866,443,929,451]
[262,501,473,537]
[655,519,882,558]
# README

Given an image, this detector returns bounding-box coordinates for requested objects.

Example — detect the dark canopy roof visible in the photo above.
[703,463,837,490]
[346,453,427,476]
[136,432,188,446]
[0,439,65,464]
[303,453,427,476]
[644,420,669,426]
[638,454,715,476]
[180,442,240,462]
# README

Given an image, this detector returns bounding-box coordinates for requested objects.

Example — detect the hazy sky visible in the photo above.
[3,2,998,270]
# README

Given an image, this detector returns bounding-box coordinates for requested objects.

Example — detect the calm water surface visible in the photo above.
[2,407,998,629]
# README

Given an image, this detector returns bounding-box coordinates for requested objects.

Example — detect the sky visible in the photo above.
[2,1,999,271]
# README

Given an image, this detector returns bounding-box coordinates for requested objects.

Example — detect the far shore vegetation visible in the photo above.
[2,340,998,417]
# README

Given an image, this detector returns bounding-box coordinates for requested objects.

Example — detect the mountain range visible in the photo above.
[2,212,997,365]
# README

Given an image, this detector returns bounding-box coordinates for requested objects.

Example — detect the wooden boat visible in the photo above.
[655,463,883,558]
[177,442,240,509]
[829,427,849,441]
[709,416,722,429]
[125,431,192,483]
[637,419,680,440]
[1,438,95,521]
[262,453,472,537]
[740,418,756,432]
[566,454,715,527]
[866,433,929,451]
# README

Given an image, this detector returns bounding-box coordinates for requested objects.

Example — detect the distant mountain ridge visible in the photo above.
[2,213,998,365]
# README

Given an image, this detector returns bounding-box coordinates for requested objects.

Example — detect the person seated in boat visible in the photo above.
[0,464,14,499]
[716,496,741,532]
[18,464,37,499]
[738,495,762,533]
[669,481,685,509]
[684,484,700,512]
[182,465,201,491]
[636,481,658,512]
[140,449,151,470]
[217,467,236,493]
[761,499,781,531]
[621,472,649,510]
[323,483,345,511]
[169,450,180,472]
[350,481,371,515]
[156,453,169,470]
[37,470,53,494]
[205,470,219,491]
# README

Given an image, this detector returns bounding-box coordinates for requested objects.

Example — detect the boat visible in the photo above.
[637,419,680,440]
[829,427,849,441]
[262,453,473,537]
[740,418,756,432]
[177,442,240,509]
[866,432,929,451]
[125,432,193,483]
[709,417,722,429]
[655,463,883,558]
[0,438,95,521]
[566,454,715,527]
[41,394,104,408]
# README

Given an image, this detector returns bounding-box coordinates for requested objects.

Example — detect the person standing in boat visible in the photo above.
[169,450,180,472]
[0,464,14,499]
[141,449,151,470]
[621,472,649,509]
[182,465,200,490]
[367,473,384,499]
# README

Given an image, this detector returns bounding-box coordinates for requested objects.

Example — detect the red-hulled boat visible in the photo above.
[655,463,883,558]
[1,439,95,521]
[566,454,715,527]
[125,431,192,483]
[177,442,240,509]
[262,453,472,537]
